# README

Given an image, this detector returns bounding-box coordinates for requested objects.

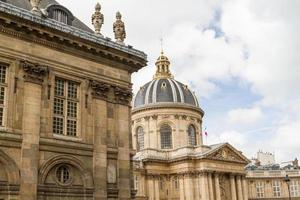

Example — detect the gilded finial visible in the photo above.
[113,11,126,44]
[160,37,164,54]
[92,2,104,36]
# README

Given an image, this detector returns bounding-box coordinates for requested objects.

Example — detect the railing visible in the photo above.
[0,2,147,60]
[247,170,300,177]
[134,146,207,161]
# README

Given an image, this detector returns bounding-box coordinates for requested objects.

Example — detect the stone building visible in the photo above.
[0,0,147,199]
[132,51,250,200]
[247,155,300,199]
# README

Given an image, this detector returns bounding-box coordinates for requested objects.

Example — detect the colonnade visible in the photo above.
[143,172,249,200]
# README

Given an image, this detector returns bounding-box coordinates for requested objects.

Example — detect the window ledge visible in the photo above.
[53,134,82,142]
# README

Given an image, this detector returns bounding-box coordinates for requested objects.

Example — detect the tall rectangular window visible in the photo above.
[0,64,7,126]
[53,78,79,136]
[291,180,299,197]
[272,180,281,197]
[256,181,265,198]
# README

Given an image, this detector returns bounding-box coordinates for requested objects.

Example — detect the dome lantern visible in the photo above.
[154,51,173,79]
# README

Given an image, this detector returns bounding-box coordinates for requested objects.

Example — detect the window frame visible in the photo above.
[52,76,81,138]
[0,62,8,128]
[272,180,281,197]
[136,126,145,151]
[160,124,172,149]
[256,181,265,198]
[187,124,197,146]
[291,180,299,197]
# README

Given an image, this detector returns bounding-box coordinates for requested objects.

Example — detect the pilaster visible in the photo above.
[242,176,248,200]
[19,60,47,200]
[90,81,109,200]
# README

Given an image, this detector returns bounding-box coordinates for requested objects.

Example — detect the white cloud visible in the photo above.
[227,107,263,125]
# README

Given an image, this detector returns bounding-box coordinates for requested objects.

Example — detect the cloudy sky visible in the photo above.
[57,0,300,162]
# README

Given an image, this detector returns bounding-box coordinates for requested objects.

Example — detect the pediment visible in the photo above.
[205,143,250,164]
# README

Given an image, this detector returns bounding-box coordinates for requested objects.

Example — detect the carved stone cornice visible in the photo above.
[20,60,48,85]
[89,80,110,100]
[113,86,132,105]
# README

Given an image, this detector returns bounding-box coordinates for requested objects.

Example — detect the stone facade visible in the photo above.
[0,1,147,200]
[247,169,300,199]
[132,52,250,200]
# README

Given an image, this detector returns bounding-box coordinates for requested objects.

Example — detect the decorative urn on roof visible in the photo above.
[113,11,126,44]
[92,2,104,36]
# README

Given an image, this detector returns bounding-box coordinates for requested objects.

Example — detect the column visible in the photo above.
[147,176,155,200]
[185,174,194,200]
[200,173,209,200]
[19,61,47,200]
[194,173,201,200]
[237,175,243,200]
[230,175,237,200]
[179,175,185,200]
[154,177,160,200]
[208,173,214,200]
[242,176,249,200]
[214,173,221,200]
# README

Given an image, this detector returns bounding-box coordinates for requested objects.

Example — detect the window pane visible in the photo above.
[67,119,77,136]
[67,101,77,118]
[53,117,63,135]
[54,98,64,115]
[68,82,78,99]
[160,124,172,149]
[0,86,5,105]
[0,65,6,84]
[188,125,196,146]
[0,107,3,126]
[55,79,65,96]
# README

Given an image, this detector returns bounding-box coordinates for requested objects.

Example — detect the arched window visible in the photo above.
[53,9,68,24]
[136,126,144,151]
[188,125,196,146]
[47,5,74,25]
[160,124,172,149]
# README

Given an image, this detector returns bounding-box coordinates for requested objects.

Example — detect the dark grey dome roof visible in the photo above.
[134,78,199,108]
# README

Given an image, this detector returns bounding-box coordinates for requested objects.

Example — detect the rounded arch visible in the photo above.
[160,124,173,149]
[46,4,75,25]
[39,155,93,188]
[0,149,20,184]
[157,120,176,132]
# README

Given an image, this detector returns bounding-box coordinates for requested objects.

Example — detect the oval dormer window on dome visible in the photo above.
[47,5,74,25]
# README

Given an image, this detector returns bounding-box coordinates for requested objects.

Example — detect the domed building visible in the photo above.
[132,51,250,200]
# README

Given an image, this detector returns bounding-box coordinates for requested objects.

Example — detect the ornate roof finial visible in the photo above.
[113,11,126,44]
[154,49,172,79]
[29,0,41,14]
[92,2,104,36]
[160,37,164,54]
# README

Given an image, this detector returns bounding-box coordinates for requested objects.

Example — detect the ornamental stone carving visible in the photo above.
[89,80,110,100]
[114,86,132,105]
[29,0,41,13]
[92,3,104,36]
[113,11,126,44]
[20,60,47,85]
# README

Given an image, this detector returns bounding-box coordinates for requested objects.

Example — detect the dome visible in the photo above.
[133,51,199,108]
[133,78,199,108]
